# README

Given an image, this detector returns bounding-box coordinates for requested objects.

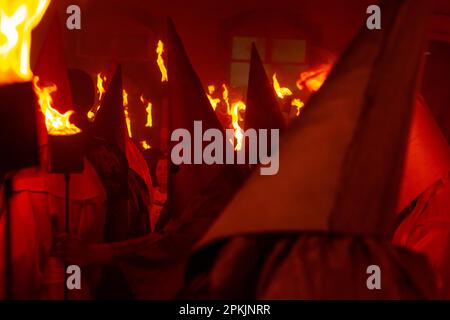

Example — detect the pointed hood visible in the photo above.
[92,65,127,151]
[68,68,96,115]
[162,19,240,224]
[245,44,286,132]
[397,96,450,212]
[197,0,428,247]
[34,14,72,112]
[33,14,73,146]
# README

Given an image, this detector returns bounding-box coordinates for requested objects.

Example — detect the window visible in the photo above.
[230,36,308,88]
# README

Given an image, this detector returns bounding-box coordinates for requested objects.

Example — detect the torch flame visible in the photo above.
[273,73,292,99]
[296,64,331,92]
[207,85,220,111]
[291,98,305,117]
[123,89,132,138]
[231,101,246,151]
[156,40,168,82]
[140,140,151,150]
[140,94,153,128]
[222,84,232,115]
[33,76,81,136]
[0,0,50,84]
[88,73,107,121]
[123,89,129,106]
[96,72,107,101]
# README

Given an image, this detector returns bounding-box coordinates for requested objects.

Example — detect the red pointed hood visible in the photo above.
[163,19,240,224]
[92,65,127,151]
[245,44,286,132]
[33,14,73,146]
[34,14,72,112]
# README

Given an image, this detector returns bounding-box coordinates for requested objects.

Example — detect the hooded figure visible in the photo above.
[88,65,152,298]
[182,0,436,299]
[393,96,450,297]
[155,19,247,230]
[0,15,106,300]
[89,65,151,240]
[91,64,153,209]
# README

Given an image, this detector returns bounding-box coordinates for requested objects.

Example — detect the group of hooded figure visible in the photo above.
[1,0,450,300]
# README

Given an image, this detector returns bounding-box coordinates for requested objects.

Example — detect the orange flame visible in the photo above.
[123,89,132,138]
[291,98,305,117]
[33,76,81,136]
[272,73,293,99]
[0,0,50,84]
[96,73,107,101]
[156,40,168,82]
[140,140,151,150]
[88,73,107,121]
[222,84,232,115]
[207,85,220,111]
[140,94,153,128]
[231,101,246,151]
[122,89,128,107]
[296,64,331,92]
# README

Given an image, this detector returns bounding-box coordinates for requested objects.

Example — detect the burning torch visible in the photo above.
[33,75,85,300]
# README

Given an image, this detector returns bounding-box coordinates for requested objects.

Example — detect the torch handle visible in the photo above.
[65,174,70,234]
[4,176,13,300]
[64,173,70,300]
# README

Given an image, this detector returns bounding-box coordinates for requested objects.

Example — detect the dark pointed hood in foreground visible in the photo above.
[197,0,428,247]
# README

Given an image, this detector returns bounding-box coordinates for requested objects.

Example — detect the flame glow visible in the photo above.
[88,73,107,121]
[231,101,246,151]
[140,140,151,150]
[273,73,293,99]
[156,40,168,82]
[291,98,305,117]
[0,0,50,84]
[296,64,331,92]
[140,94,153,128]
[207,85,220,111]
[33,76,81,136]
[123,89,132,138]
[222,84,232,115]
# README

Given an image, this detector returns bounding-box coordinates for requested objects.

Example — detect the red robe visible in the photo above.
[125,139,153,226]
[392,97,450,297]
[0,147,106,299]
[394,173,450,297]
